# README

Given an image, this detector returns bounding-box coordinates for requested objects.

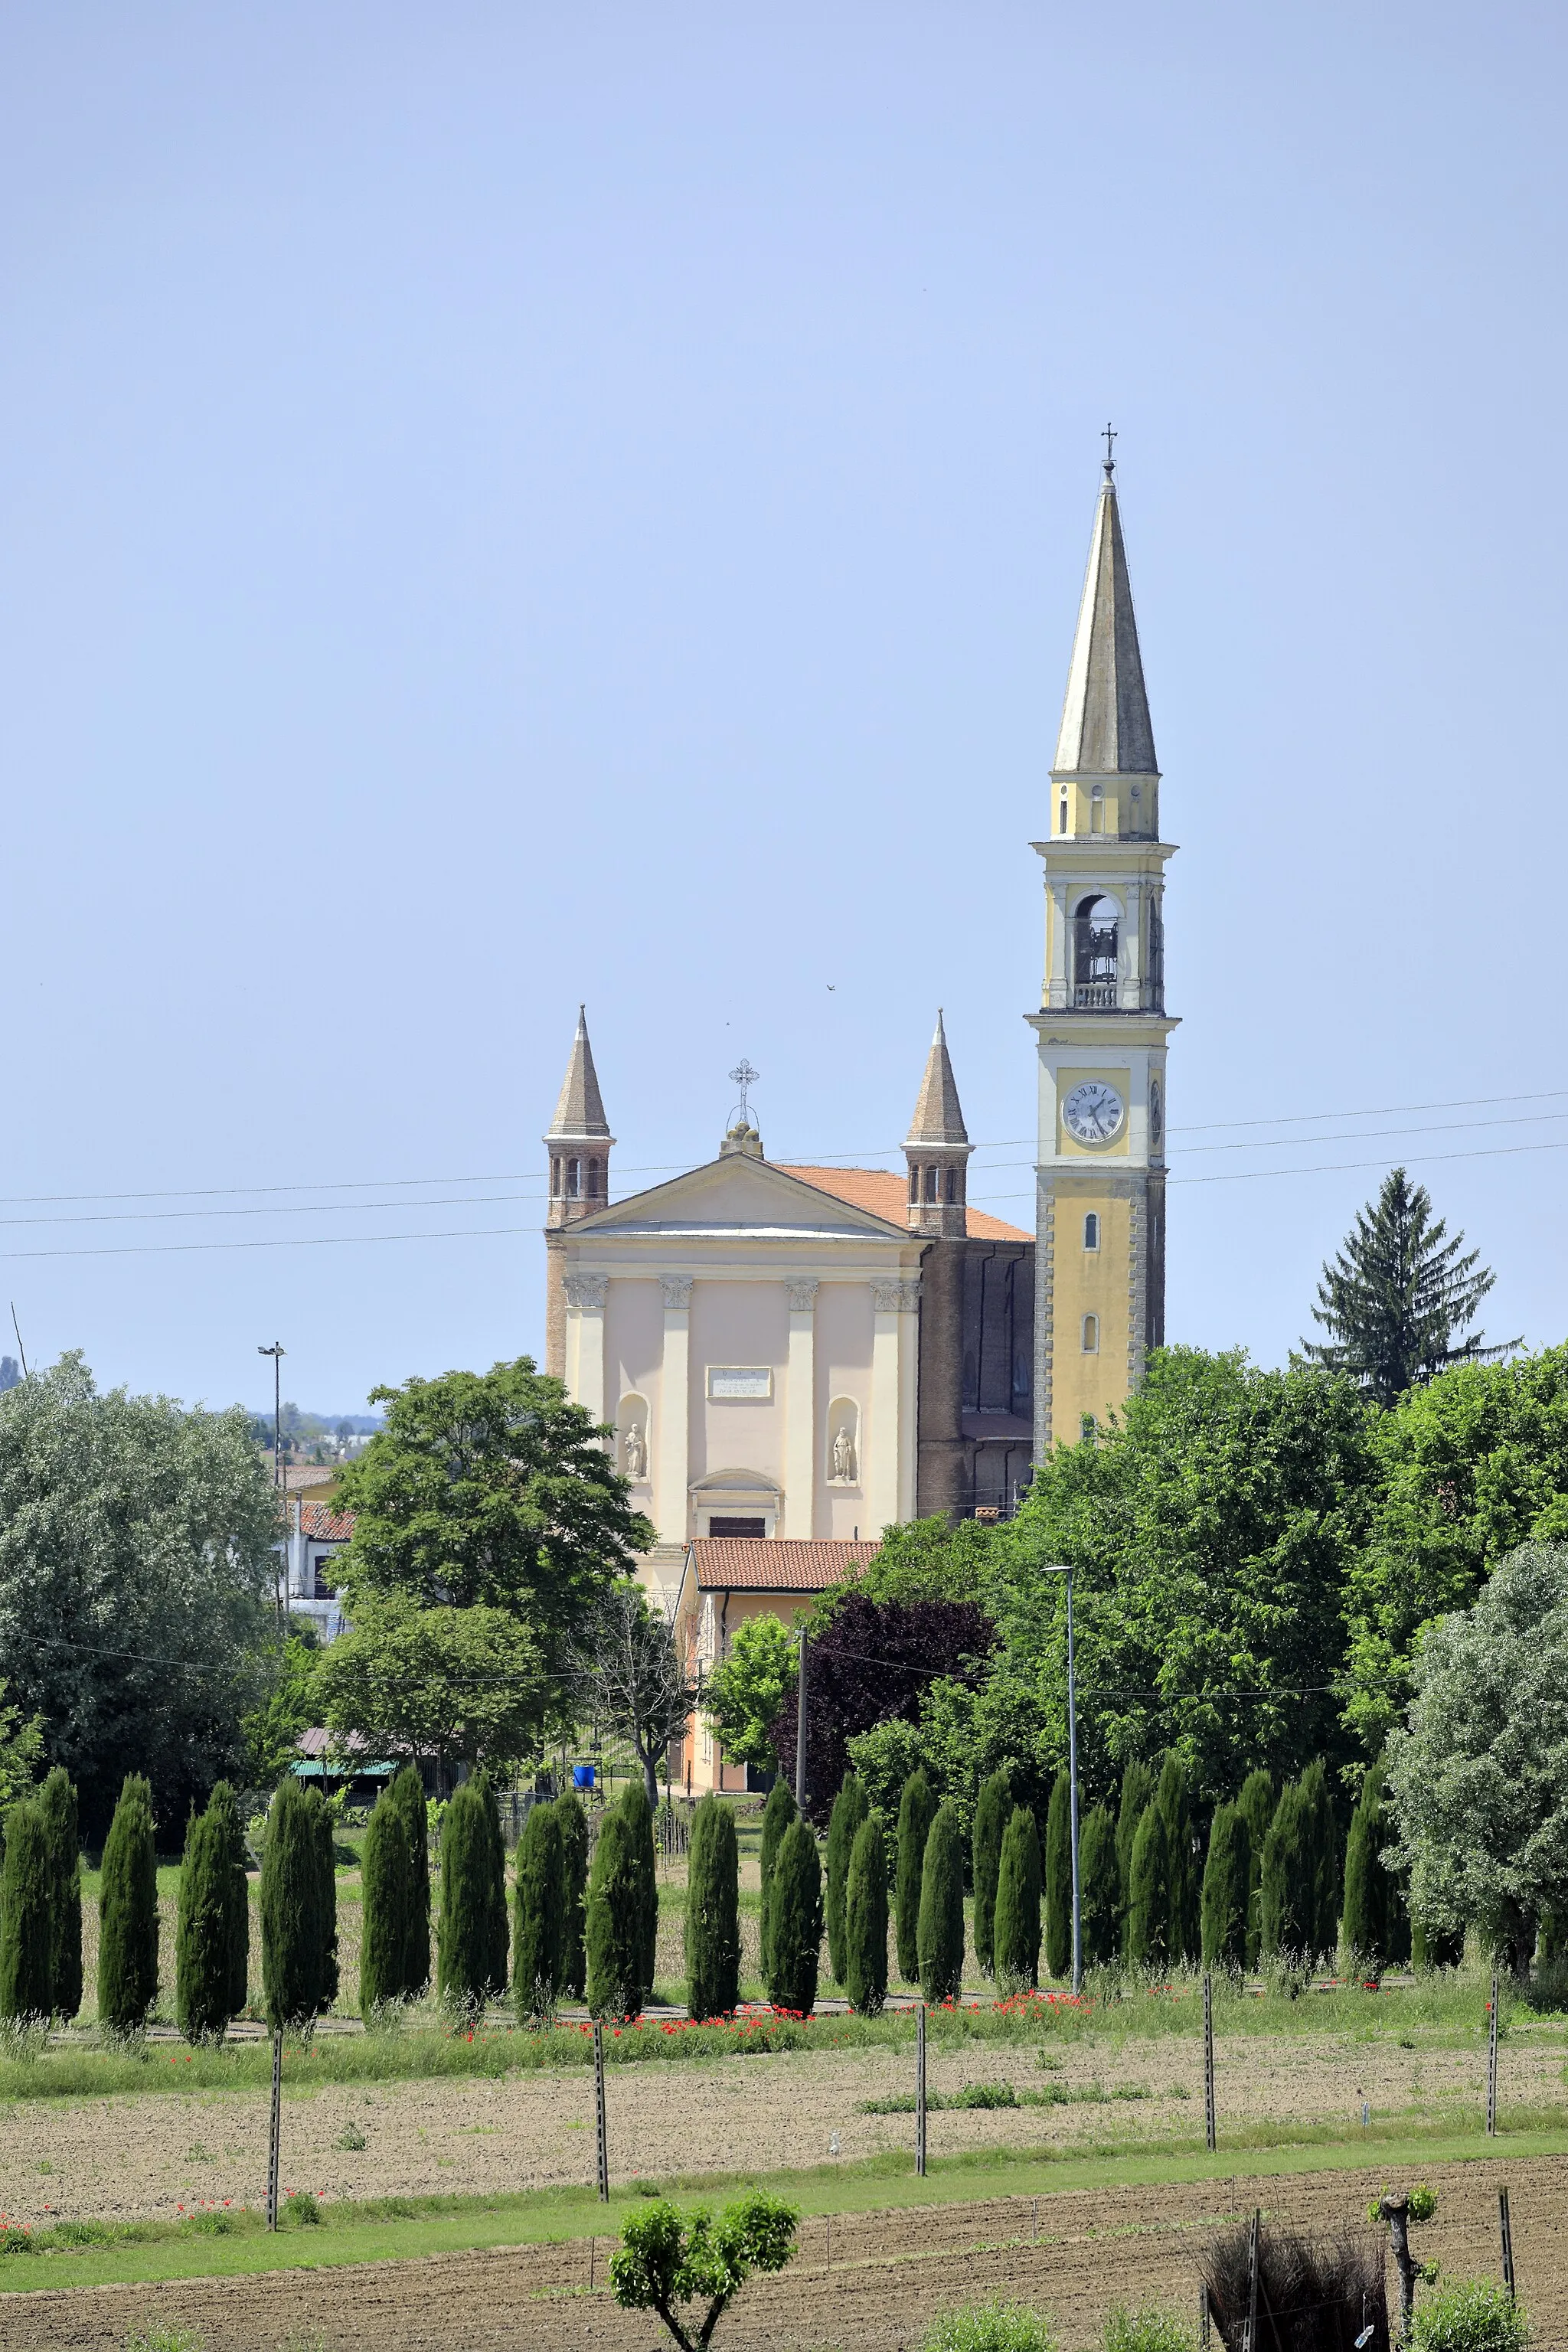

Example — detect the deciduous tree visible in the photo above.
[566,1587,694,1810]
[704,1615,797,1776]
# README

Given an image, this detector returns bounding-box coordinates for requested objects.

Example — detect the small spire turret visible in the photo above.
[545,1007,615,1229]
[903,1012,972,1236]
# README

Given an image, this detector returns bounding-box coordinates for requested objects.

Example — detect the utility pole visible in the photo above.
[258,1342,286,1626]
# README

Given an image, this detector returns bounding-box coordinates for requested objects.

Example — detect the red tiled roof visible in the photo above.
[689,1537,880,1592]
[779,1165,1031,1245]
[300,1503,355,1541]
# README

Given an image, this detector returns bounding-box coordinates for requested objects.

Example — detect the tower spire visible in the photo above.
[547,1004,611,1142]
[904,1011,972,1236]
[906,1010,969,1147]
[544,1006,614,1233]
[1053,450,1156,779]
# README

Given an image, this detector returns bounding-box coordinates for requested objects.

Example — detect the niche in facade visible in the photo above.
[827,1397,860,1485]
[617,1393,650,1483]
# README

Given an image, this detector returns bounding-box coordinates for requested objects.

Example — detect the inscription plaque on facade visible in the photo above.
[707,1366,773,1400]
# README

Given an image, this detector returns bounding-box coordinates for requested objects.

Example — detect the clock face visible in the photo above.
[1063,1080,1124,1145]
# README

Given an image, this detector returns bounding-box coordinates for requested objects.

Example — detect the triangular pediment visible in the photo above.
[572,1154,907,1242]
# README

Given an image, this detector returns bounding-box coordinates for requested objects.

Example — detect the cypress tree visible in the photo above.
[1341,1763,1391,1974]
[178,1792,248,2041]
[360,1786,413,2017]
[0,1804,53,2024]
[1298,1758,1339,1960]
[1116,1759,1156,1911]
[993,1805,1042,1988]
[1236,1769,1275,1970]
[204,1782,251,2020]
[1125,1801,1171,1970]
[98,1773,159,2036]
[261,1778,336,2028]
[917,1800,965,2004]
[512,1799,567,2017]
[1079,1805,1120,1969]
[586,1809,642,2020]
[758,1779,797,1984]
[843,1815,888,2015]
[684,1792,740,2020]
[308,1785,340,2013]
[971,1770,1011,1977]
[438,1777,505,2013]
[555,1788,590,2001]
[615,1779,658,2003]
[766,1817,822,2015]
[476,1774,509,1998]
[1155,1753,1197,1963]
[1044,1772,1072,1981]
[1200,1802,1251,1972]
[1259,1777,1313,1962]
[825,1774,868,1985]
[38,1768,82,2023]
[385,1765,431,1997]
[894,1769,938,1984]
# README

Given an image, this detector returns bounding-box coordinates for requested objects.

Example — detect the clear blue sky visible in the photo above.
[2,1,1563,1415]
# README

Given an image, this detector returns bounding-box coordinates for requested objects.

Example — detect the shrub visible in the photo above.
[0,1803,52,2024]
[843,1813,888,2015]
[617,1779,658,2004]
[918,1801,965,2004]
[177,1787,249,2041]
[512,1799,566,2017]
[685,1793,740,2021]
[767,1818,822,2014]
[260,1777,338,2029]
[586,1808,642,2020]
[360,1785,414,2017]
[98,1774,158,2035]
[1079,1804,1119,1968]
[385,1764,431,1996]
[437,1777,507,2013]
[922,2298,1058,2351]
[972,1770,1011,1976]
[1236,1769,1275,1968]
[758,1779,797,1984]
[1200,1803,1250,1973]
[1125,1802,1171,1969]
[1044,1774,1072,1981]
[1201,2217,1387,2352]
[38,1769,82,2023]
[825,1773,868,1984]
[1410,2278,1527,2352]
[555,1788,590,2000]
[895,1769,938,1984]
[609,2189,798,2350]
[1259,1777,1313,1961]
[1102,2306,1196,2352]
[993,1805,1041,1988]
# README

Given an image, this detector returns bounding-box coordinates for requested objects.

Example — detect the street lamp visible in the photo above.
[1042,1563,1082,1994]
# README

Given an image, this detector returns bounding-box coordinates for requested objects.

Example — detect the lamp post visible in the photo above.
[258,1343,286,1624]
[1043,1563,1081,1994]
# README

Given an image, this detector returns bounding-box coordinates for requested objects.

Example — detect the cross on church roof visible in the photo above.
[727,1059,760,1125]
[1102,420,1117,479]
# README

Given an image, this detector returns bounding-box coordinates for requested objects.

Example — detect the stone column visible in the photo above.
[1047,881,1069,1008]
[656,1276,693,1544]
[784,1279,818,1538]
[869,1279,920,1534]
[564,1272,607,1423]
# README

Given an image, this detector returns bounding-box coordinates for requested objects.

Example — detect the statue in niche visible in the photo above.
[831,1423,856,1483]
[623,1420,646,1480]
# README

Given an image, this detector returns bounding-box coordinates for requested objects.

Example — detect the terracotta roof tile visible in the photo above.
[688,1537,880,1592]
[299,1502,355,1541]
[778,1165,1031,1245]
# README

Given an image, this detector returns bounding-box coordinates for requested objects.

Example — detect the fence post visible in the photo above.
[915,2001,927,2177]
[1487,1974,1499,2136]
[1243,2207,1260,2352]
[1499,2186,1515,2298]
[1203,1971,1217,2153]
[594,2020,610,2200]
[1199,2285,1212,2352]
[266,2028,283,2231]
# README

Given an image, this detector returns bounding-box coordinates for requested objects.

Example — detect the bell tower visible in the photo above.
[904,1011,972,1237]
[1029,443,1178,1454]
[544,1007,615,1377]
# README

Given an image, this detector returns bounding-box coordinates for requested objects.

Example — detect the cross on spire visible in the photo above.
[727,1059,760,1125]
[1102,420,1117,479]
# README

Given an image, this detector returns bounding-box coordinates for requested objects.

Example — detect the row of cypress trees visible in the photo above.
[0,1766,83,2024]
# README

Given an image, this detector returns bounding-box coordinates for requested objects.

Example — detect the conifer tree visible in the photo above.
[177,1788,249,2040]
[204,1781,251,2020]
[917,1800,965,2004]
[98,1773,159,2035]
[437,1777,505,2012]
[894,1768,937,1984]
[825,1773,868,1985]
[1298,1758,1339,1961]
[1125,1801,1172,1970]
[261,1777,337,2028]
[360,1785,413,2017]
[1116,1760,1156,1922]
[586,1808,642,2020]
[1044,1773,1072,1981]
[993,1805,1041,1988]
[512,1798,566,2017]
[1156,1753,1197,1963]
[555,1787,590,2001]
[616,1778,658,2004]
[758,1779,797,1984]
[1342,1762,1393,1973]
[1200,1802,1251,1972]
[308,1785,340,2012]
[1236,1769,1275,1970]
[0,1803,53,2024]
[766,1818,822,2015]
[971,1770,1011,1977]
[1259,1777,1313,1962]
[1079,1804,1120,1968]
[477,1774,510,1998]
[843,1815,888,2015]
[386,1764,431,1998]
[1302,1165,1512,1404]
[38,1767,82,2024]
[684,1792,740,2020]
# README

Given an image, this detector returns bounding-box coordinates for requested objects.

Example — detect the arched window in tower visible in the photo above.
[909,1167,920,1204]
[924,1164,939,1204]
[1147,893,1165,1007]
[1083,1212,1099,1251]
[584,1158,601,1199]
[1073,895,1119,1008]
[945,1168,959,1204]
[567,1157,581,1197]
[1089,784,1105,835]
[1081,1312,1099,1354]
[1059,791,1069,835]
[551,1157,563,1198]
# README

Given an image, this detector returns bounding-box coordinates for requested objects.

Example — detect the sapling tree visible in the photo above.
[1371,2183,1438,2346]
[609,2190,798,2352]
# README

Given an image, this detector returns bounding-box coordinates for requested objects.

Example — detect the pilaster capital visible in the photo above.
[564,1272,608,1312]
[660,1276,694,1310]
[786,1279,820,1312]
[871,1278,921,1315]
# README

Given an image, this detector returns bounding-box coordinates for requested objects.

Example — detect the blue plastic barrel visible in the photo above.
[573,1762,595,1790]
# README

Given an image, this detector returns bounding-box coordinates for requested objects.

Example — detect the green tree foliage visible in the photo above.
[895,1769,938,1984]
[0,1802,52,2022]
[993,1805,1042,1987]
[1156,1753,1198,1964]
[314,1593,547,1779]
[617,1778,658,2004]
[1079,1804,1120,1968]
[1409,2278,1527,2352]
[512,1798,566,2016]
[1236,1770,1275,1970]
[1259,1777,1314,1961]
[971,1770,1011,1977]
[243,1632,318,1787]
[1125,1802,1171,1970]
[359,1785,414,2017]
[385,1765,430,1998]
[1302,1167,1508,1407]
[766,1818,822,2014]
[0,1357,278,1833]
[917,1800,965,2004]
[586,1808,642,2020]
[757,1779,797,1984]
[1116,1761,1156,1904]
[556,1787,589,2000]
[176,1785,249,2040]
[437,1775,507,2011]
[1044,1773,1072,1981]
[684,1793,740,2020]
[98,1773,158,2034]
[1342,1762,1394,1972]
[609,2189,799,2352]
[260,1778,338,2028]
[843,1815,888,2015]
[1200,1803,1250,1971]
[825,1773,868,1985]
[1385,1544,1568,1972]
[38,1767,81,2023]
[1298,1758,1340,1958]
[701,1613,798,1775]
